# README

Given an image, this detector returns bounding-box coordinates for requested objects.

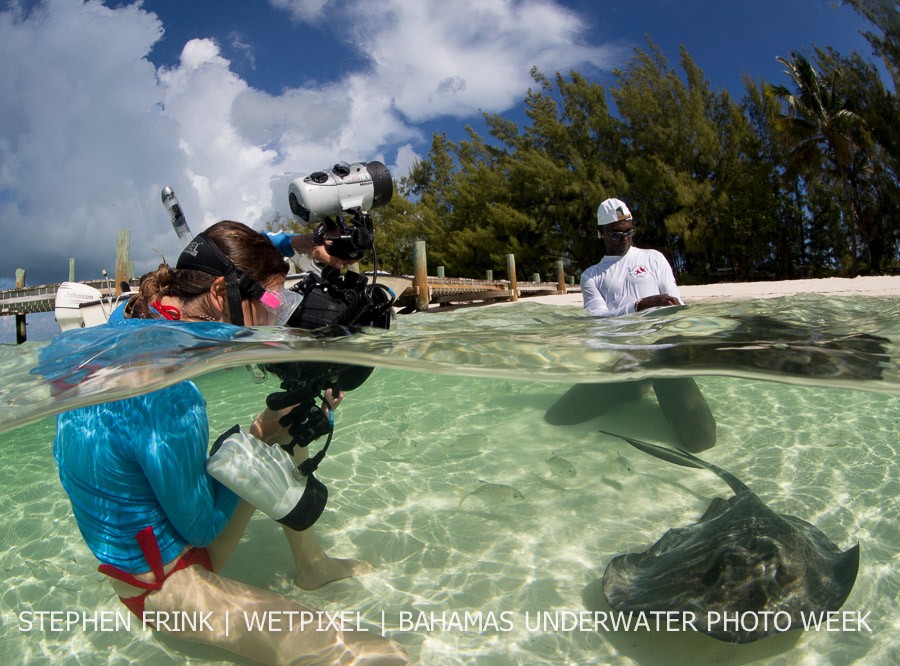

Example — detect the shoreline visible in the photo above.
[491,275,900,308]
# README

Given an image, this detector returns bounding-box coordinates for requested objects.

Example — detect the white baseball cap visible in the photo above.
[597,198,632,226]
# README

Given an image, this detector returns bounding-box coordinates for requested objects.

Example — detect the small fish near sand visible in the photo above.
[597,431,860,644]
[546,451,577,479]
[458,481,525,509]
[606,450,633,475]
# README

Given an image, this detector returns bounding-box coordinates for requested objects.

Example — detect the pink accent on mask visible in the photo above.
[259,291,282,309]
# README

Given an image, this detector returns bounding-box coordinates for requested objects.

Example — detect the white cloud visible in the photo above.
[392,144,421,180]
[228,31,257,70]
[0,0,179,285]
[157,38,281,228]
[344,0,615,121]
[268,0,330,24]
[0,0,613,289]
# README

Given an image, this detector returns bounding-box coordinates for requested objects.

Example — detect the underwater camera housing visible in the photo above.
[271,160,395,449]
[288,161,393,262]
[263,267,396,449]
[288,161,393,223]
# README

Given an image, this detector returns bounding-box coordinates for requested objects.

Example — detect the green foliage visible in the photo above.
[768,48,898,273]
[279,22,897,282]
[841,0,900,90]
[368,192,427,275]
[612,41,764,277]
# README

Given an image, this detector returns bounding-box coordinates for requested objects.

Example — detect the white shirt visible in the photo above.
[580,246,683,317]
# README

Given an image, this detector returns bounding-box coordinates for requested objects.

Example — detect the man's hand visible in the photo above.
[635,294,681,311]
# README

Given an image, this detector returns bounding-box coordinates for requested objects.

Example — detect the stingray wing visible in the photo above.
[602,492,861,643]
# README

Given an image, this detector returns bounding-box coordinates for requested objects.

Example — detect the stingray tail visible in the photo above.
[599,430,749,495]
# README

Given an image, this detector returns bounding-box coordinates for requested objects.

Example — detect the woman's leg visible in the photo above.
[144,565,408,665]
[284,445,374,590]
[206,499,257,572]
[283,524,374,590]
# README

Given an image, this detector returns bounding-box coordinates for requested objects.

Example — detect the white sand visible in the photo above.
[497,275,900,307]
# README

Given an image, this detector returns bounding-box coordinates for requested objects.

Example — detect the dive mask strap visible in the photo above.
[225,272,246,326]
[178,231,274,327]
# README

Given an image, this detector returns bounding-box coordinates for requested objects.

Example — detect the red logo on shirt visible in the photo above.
[630,265,649,278]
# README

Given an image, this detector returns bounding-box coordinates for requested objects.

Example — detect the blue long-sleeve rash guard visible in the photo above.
[50,307,240,573]
[263,230,296,257]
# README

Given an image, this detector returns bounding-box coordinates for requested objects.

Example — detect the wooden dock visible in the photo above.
[393,276,573,310]
[0,274,573,317]
[2,237,575,342]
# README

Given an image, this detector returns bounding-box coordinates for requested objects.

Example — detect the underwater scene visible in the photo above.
[0,295,897,665]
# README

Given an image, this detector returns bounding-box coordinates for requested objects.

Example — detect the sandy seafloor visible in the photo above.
[0,275,897,665]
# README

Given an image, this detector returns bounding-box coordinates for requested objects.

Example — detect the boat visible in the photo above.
[54,281,136,332]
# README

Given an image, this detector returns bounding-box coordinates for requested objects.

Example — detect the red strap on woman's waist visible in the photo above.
[97,526,167,590]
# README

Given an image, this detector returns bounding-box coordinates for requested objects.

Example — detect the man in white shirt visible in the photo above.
[545,198,716,452]
[581,197,682,316]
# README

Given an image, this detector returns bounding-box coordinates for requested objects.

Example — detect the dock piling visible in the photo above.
[506,254,518,301]
[413,240,429,312]
[556,260,566,294]
[15,269,26,344]
[115,229,131,296]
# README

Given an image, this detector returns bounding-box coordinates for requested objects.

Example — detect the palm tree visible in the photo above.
[767,51,872,273]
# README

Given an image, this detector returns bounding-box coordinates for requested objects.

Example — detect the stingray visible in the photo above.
[599,431,859,643]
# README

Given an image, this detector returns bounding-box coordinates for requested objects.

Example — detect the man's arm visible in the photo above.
[654,251,683,305]
[582,272,633,317]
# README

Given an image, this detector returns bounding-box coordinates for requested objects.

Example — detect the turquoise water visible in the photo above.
[0,296,897,665]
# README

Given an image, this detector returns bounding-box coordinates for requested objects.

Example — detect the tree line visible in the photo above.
[275,1,899,284]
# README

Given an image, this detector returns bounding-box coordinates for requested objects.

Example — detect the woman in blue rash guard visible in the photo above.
[50,221,407,665]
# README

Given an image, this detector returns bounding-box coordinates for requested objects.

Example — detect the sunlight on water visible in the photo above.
[0,296,897,665]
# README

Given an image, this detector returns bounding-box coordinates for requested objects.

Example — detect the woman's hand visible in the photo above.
[321,388,344,417]
[290,234,349,270]
[250,388,344,445]
[309,242,350,270]
[249,405,295,444]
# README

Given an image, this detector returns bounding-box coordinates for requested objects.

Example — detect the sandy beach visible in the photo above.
[498,275,900,307]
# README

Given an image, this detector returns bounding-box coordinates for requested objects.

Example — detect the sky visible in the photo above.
[0,0,885,342]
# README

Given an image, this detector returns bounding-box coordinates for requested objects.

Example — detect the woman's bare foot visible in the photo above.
[295,556,375,590]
